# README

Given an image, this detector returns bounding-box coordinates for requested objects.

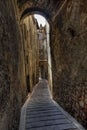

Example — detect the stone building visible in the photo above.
[38,24,48,79]
[20,16,39,92]
[0,0,87,130]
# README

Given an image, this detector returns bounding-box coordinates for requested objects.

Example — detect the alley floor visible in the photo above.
[19,80,85,130]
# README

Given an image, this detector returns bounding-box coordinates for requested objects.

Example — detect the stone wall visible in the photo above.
[0,0,87,129]
[0,0,25,129]
[51,0,87,128]
[21,16,39,91]
[0,1,39,130]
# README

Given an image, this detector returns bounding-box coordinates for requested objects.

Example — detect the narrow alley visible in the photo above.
[0,1,87,130]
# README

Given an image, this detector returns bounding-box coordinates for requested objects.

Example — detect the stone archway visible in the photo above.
[0,0,87,129]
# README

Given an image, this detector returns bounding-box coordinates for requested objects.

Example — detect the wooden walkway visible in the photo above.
[19,80,85,130]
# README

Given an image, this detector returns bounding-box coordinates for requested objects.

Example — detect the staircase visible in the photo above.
[19,80,85,130]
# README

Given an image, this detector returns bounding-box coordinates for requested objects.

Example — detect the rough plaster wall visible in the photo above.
[0,1,26,130]
[52,0,87,128]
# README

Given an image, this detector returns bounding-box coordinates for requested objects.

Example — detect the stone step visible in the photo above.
[19,80,85,130]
